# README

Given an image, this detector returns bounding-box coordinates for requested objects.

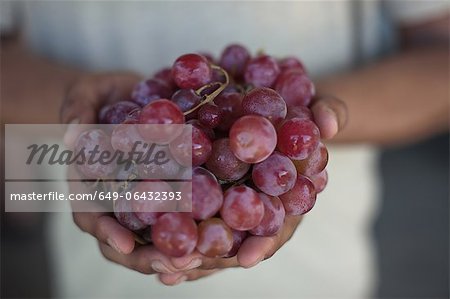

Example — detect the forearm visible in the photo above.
[318,47,449,145]
[1,37,84,124]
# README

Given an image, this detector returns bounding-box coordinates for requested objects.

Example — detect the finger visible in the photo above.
[310,95,348,139]
[99,242,183,275]
[237,236,277,268]
[158,268,221,286]
[170,250,239,271]
[237,215,303,268]
[60,72,142,124]
[73,213,136,255]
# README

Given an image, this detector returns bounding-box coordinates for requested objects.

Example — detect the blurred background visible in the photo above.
[1,1,448,298]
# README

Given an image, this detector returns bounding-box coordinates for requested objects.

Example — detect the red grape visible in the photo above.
[99,101,141,124]
[198,103,222,128]
[186,119,215,140]
[137,145,182,179]
[110,122,146,153]
[219,44,250,79]
[151,212,198,257]
[169,125,212,167]
[131,180,176,225]
[215,92,244,132]
[113,197,146,231]
[205,138,250,181]
[220,185,264,231]
[224,230,247,257]
[154,67,177,90]
[229,115,277,163]
[138,99,185,144]
[250,193,285,236]
[277,118,320,160]
[179,167,223,220]
[278,57,306,73]
[252,151,297,196]
[275,70,315,107]
[172,54,212,89]
[74,129,116,179]
[293,142,328,176]
[244,55,280,88]
[309,169,328,193]
[286,106,313,120]
[171,89,202,119]
[279,175,316,216]
[131,79,173,107]
[196,218,233,257]
[242,87,287,125]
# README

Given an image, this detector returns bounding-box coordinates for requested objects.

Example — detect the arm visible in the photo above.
[317,15,449,145]
[0,37,83,124]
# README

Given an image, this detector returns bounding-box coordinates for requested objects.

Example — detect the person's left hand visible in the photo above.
[157,94,348,285]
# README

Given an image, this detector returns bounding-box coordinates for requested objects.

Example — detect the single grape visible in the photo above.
[286,106,313,120]
[205,138,250,181]
[178,168,223,219]
[137,145,182,179]
[242,87,287,125]
[275,70,315,107]
[151,212,198,257]
[198,103,222,128]
[196,218,233,257]
[252,151,297,196]
[279,175,316,216]
[249,193,285,236]
[131,79,173,107]
[74,129,116,179]
[219,44,250,79]
[309,169,328,193]
[138,99,185,144]
[277,118,320,160]
[171,89,202,119]
[131,180,176,225]
[215,92,244,132]
[224,230,247,257]
[154,67,177,90]
[244,55,280,88]
[169,125,212,167]
[186,119,215,140]
[172,54,212,89]
[278,57,306,73]
[99,101,141,124]
[191,125,213,166]
[293,142,328,176]
[113,197,146,231]
[229,115,277,163]
[110,121,147,153]
[220,185,264,231]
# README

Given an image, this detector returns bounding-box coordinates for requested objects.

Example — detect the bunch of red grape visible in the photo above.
[77,44,329,258]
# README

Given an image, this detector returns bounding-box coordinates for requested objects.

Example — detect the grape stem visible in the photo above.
[184,65,229,115]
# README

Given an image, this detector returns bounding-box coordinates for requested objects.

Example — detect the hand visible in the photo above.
[158,95,348,285]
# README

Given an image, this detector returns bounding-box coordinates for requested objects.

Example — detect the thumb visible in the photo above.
[310,95,348,139]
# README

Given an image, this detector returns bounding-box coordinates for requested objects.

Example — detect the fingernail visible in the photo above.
[247,255,264,268]
[174,275,187,285]
[151,261,174,274]
[184,258,202,270]
[106,238,123,254]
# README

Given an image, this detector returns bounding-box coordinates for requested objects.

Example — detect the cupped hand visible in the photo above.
[158,95,348,285]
